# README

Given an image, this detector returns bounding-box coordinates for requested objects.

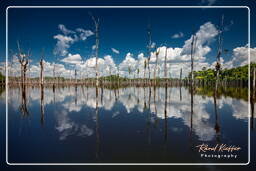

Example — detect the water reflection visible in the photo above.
[19,84,29,117]
[6,85,250,163]
[7,86,250,141]
[40,84,44,125]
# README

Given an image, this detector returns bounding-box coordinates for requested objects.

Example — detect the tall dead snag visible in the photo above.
[128,66,131,86]
[90,13,100,87]
[213,15,224,141]
[189,33,197,140]
[190,34,197,86]
[117,66,120,87]
[164,46,168,82]
[40,49,44,85]
[164,76,168,143]
[253,67,256,91]
[215,15,224,91]
[17,41,30,85]
[144,59,147,85]
[147,22,152,85]
[137,68,140,84]
[180,68,182,85]
[75,69,77,84]
[53,61,56,85]
[40,77,45,125]
[154,48,160,86]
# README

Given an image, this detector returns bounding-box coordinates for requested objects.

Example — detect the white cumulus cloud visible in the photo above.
[171,32,184,39]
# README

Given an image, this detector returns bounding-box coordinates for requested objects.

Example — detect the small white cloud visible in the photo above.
[171,32,184,39]
[61,53,82,65]
[92,45,96,50]
[58,24,75,35]
[111,48,120,54]
[76,28,94,41]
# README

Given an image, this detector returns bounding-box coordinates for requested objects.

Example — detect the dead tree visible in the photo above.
[40,79,45,125]
[75,69,77,84]
[212,15,225,142]
[147,22,152,84]
[164,46,168,82]
[90,13,100,87]
[39,49,44,85]
[144,59,147,85]
[154,48,160,86]
[215,15,224,91]
[253,67,256,91]
[189,33,197,140]
[180,68,182,82]
[17,41,30,85]
[190,34,197,86]
[53,61,56,85]
[117,65,120,87]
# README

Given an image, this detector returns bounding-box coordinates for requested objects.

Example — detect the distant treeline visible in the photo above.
[187,63,252,82]
[3,63,254,87]
[0,73,5,83]
[192,86,248,101]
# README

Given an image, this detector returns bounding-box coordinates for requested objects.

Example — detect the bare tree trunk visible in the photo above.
[253,67,256,90]
[75,69,77,85]
[20,65,23,85]
[40,84,44,125]
[90,14,100,87]
[147,22,152,86]
[215,15,224,92]
[144,60,146,86]
[164,82,168,143]
[40,59,44,85]
[164,47,168,79]
[95,24,99,87]
[190,35,196,86]
[154,50,159,86]
[180,68,182,86]
[53,62,56,85]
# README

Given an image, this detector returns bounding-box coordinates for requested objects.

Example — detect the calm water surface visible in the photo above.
[0,86,251,163]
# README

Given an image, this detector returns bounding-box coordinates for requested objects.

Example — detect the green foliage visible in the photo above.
[0,73,5,82]
[194,86,248,101]
[100,75,127,82]
[188,64,252,82]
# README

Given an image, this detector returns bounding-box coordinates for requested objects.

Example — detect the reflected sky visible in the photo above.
[2,86,249,163]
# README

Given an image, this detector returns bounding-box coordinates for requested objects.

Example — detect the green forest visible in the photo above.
[188,63,255,82]
[0,72,5,82]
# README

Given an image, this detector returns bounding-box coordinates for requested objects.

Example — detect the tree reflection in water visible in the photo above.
[40,84,44,125]
[9,85,251,144]
[19,84,29,117]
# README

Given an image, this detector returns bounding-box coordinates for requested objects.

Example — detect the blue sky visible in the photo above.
[0,0,255,78]
[7,7,248,64]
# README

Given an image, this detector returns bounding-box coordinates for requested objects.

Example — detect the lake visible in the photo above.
[0,85,251,164]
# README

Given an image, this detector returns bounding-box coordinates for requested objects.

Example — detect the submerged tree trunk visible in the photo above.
[164,47,168,80]
[253,67,256,90]
[180,68,182,85]
[40,58,44,85]
[90,14,100,87]
[164,82,168,143]
[154,49,159,86]
[95,85,100,159]
[190,34,197,86]
[40,84,45,125]
[147,22,152,86]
